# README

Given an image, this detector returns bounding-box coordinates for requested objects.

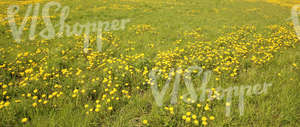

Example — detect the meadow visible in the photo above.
[0,0,300,126]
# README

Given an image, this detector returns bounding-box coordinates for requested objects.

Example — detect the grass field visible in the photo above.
[0,0,300,126]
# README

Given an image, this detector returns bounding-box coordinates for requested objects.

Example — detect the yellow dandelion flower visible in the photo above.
[197,104,201,107]
[186,112,191,116]
[226,102,231,106]
[201,116,207,121]
[142,120,148,125]
[32,103,37,107]
[4,102,10,107]
[186,117,191,123]
[193,120,199,125]
[21,118,28,123]
[192,115,197,119]
[204,105,210,110]
[202,121,208,126]
[182,115,187,120]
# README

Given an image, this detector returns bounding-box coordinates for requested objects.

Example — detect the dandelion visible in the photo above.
[182,115,187,120]
[197,104,201,107]
[21,118,28,123]
[186,117,191,123]
[192,115,197,119]
[202,121,208,126]
[43,100,48,104]
[2,85,7,89]
[142,120,148,125]
[96,104,101,108]
[204,104,210,110]
[3,91,7,95]
[15,100,21,103]
[32,103,37,107]
[193,120,199,125]
[226,102,231,106]
[186,112,191,116]
[33,96,38,100]
[201,116,207,121]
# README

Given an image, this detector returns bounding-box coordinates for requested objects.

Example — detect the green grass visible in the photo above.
[0,0,299,126]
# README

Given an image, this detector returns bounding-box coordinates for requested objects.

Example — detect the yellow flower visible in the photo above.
[21,118,28,123]
[32,96,38,100]
[73,89,79,94]
[201,116,207,121]
[2,85,7,89]
[25,68,33,74]
[226,102,231,106]
[192,115,197,119]
[142,120,148,125]
[182,115,187,120]
[43,100,48,104]
[169,107,173,111]
[96,100,100,103]
[202,121,208,126]
[186,112,191,116]
[186,117,191,123]
[209,116,215,120]
[15,100,21,103]
[193,120,199,125]
[164,107,169,110]
[32,103,37,107]
[197,104,201,107]
[81,89,86,94]
[4,102,10,107]
[204,105,210,110]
